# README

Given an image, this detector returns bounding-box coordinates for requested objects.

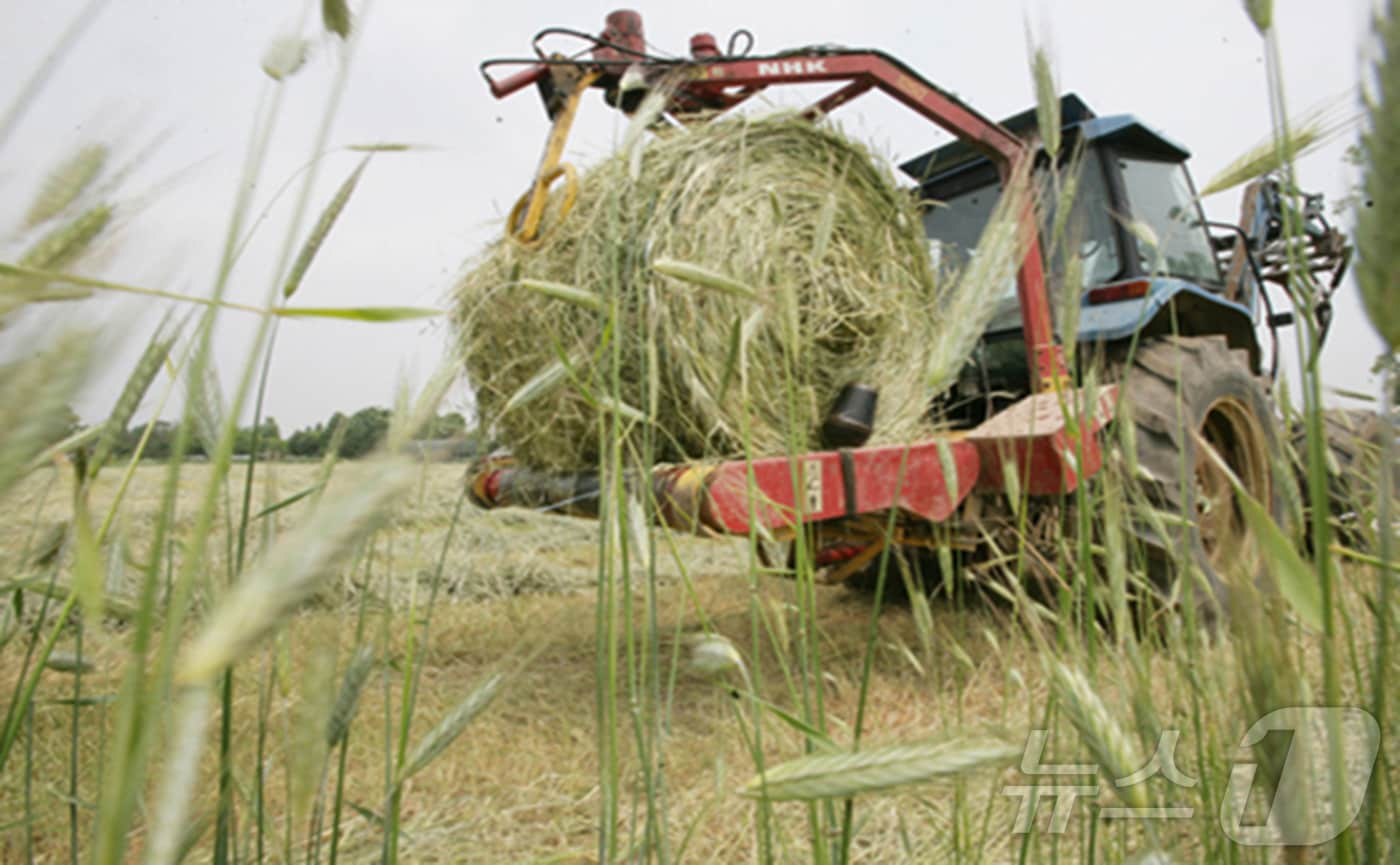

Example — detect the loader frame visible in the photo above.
[473,20,1116,557]
[484,46,1070,395]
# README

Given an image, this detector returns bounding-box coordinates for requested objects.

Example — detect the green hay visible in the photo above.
[452,115,956,470]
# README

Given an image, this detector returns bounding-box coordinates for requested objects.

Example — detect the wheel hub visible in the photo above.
[1193,397,1271,572]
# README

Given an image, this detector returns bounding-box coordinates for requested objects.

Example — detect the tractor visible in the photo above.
[468,11,1352,610]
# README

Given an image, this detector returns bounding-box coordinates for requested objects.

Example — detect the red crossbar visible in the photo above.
[700,439,981,534]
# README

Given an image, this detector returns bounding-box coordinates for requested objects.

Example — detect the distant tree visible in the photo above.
[54,405,83,442]
[114,421,150,458]
[141,421,176,460]
[285,408,471,459]
[286,423,324,458]
[109,418,206,460]
[186,431,207,458]
[261,417,282,453]
[340,407,390,458]
[418,411,467,440]
[234,417,284,458]
[325,412,348,455]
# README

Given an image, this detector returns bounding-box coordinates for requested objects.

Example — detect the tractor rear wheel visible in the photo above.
[1115,335,1283,619]
[1291,408,1393,548]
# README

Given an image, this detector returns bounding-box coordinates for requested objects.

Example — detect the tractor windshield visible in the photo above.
[1116,157,1221,284]
[921,156,1120,290]
[1039,157,1120,286]
[921,179,998,276]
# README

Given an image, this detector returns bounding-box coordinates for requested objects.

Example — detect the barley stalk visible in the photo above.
[0,603,16,654]
[1360,0,1400,350]
[517,278,604,311]
[1028,36,1060,158]
[1200,103,1351,196]
[0,262,264,314]
[496,357,574,421]
[322,0,352,39]
[394,672,504,788]
[1243,0,1273,33]
[90,329,175,475]
[325,646,375,746]
[0,0,110,151]
[185,360,225,461]
[261,36,311,81]
[71,503,105,626]
[290,648,335,832]
[282,155,370,299]
[0,330,93,498]
[741,736,1018,801]
[25,143,107,228]
[383,360,456,453]
[44,652,95,674]
[651,258,761,301]
[18,204,111,273]
[347,142,413,152]
[1047,659,1149,810]
[175,460,414,685]
[275,304,440,321]
[926,155,1033,395]
[143,686,213,865]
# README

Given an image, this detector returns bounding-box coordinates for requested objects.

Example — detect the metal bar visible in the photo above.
[802,80,873,119]
[487,62,547,99]
[700,439,982,533]
[683,51,1025,162]
[471,437,985,533]
[1016,230,1065,391]
[514,69,601,242]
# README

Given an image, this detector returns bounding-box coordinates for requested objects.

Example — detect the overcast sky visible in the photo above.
[0,0,1383,430]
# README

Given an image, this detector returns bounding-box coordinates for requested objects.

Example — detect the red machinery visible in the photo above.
[471,12,1116,578]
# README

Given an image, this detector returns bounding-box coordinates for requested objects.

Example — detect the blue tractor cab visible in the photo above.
[903,95,1278,425]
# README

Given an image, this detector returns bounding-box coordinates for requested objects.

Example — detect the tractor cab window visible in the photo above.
[1117,157,1221,284]
[921,156,1122,294]
[921,179,999,277]
[1037,155,1121,287]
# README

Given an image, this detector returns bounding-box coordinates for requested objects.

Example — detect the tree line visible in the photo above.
[93,408,480,460]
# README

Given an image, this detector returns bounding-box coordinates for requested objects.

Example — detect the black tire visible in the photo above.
[1291,408,1392,548]
[1116,335,1284,618]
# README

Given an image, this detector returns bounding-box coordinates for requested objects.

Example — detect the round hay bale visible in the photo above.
[452,115,951,470]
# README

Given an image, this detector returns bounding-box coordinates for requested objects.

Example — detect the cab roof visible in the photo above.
[899,93,1192,189]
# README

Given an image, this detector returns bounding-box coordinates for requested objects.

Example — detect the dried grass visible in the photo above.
[452,115,953,469]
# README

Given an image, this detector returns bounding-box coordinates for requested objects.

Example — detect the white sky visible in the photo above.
[0,0,1383,430]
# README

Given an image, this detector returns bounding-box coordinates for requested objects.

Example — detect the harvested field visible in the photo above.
[2,464,1393,863]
